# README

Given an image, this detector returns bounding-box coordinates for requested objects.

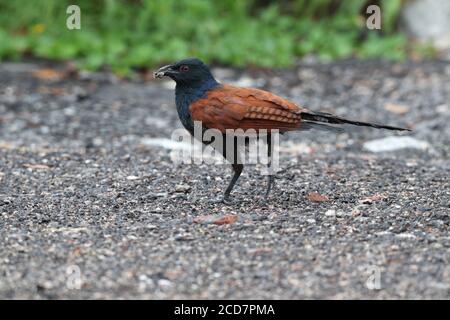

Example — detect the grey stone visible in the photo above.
[401,0,450,49]
[363,136,430,152]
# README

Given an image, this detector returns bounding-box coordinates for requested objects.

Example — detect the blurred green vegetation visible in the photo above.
[0,0,415,73]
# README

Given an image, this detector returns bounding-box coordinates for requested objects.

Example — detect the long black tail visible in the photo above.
[301,111,411,131]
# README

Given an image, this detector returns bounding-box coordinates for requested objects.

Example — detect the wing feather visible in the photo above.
[189,84,304,132]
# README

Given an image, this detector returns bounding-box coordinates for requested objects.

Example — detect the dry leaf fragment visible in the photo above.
[23,163,51,170]
[249,247,272,255]
[307,192,329,202]
[32,69,63,80]
[384,103,409,114]
[37,86,66,95]
[360,193,387,204]
[213,215,238,225]
[194,214,238,225]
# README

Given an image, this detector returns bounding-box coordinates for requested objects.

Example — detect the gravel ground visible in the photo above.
[0,59,449,299]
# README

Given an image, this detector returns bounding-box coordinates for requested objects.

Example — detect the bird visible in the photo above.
[154,58,410,204]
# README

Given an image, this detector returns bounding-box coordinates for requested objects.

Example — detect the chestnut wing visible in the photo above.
[189,84,304,132]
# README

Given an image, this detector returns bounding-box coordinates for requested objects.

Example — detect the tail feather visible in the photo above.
[301,111,411,131]
[299,121,344,133]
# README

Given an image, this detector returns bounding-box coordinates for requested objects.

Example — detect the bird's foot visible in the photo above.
[263,175,275,201]
[274,164,299,176]
[208,196,235,205]
[222,196,235,205]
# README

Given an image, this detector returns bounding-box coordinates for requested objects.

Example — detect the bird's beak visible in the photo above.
[154,64,175,79]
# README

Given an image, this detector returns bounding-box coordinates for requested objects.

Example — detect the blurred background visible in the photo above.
[0,0,448,74]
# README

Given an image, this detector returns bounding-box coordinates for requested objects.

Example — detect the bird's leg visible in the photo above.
[223,163,243,204]
[265,133,275,200]
[208,135,244,204]
[223,135,244,203]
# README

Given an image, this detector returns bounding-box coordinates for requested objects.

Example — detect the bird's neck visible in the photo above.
[175,79,219,133]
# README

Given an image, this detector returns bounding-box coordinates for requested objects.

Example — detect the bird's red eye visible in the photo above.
[180,65,189,72]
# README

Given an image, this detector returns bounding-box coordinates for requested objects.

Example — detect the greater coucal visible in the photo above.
[154,58,410,203]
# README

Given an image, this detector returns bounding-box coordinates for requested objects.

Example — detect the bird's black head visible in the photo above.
[154,58,217,87]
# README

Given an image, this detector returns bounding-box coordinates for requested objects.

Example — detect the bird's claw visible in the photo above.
[208,196,235,205]
[263,175,275,201]
[222,197,234,205]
